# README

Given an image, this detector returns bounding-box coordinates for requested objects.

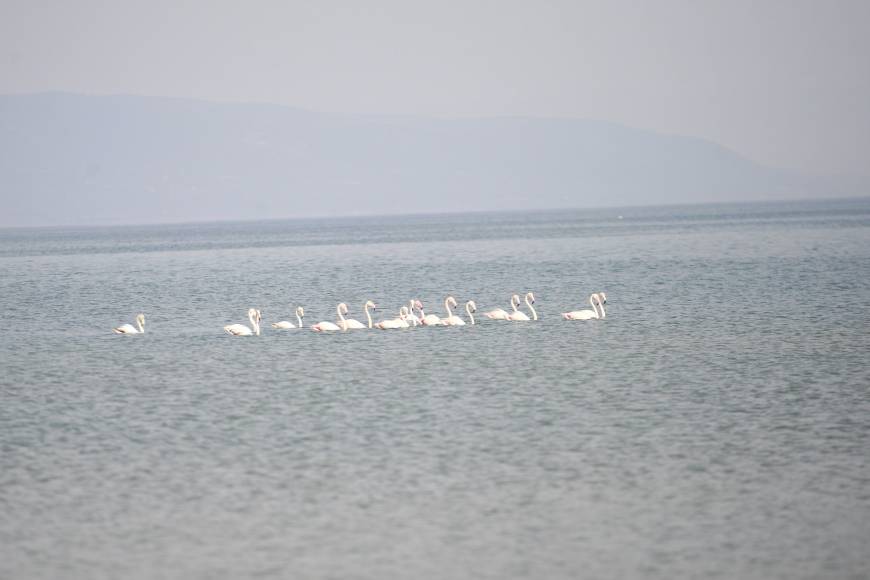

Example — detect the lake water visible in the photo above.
[1,199,869,579]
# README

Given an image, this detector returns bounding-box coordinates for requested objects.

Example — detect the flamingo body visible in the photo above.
[420,313,442,326]
[507,311,530,321]
[483,309,510,320]
[224,324,254,336]
[113,314,145,334]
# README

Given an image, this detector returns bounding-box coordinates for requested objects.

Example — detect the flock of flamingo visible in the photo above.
[111,292,607,335]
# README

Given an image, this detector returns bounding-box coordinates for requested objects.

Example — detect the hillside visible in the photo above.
[0,93,863,226]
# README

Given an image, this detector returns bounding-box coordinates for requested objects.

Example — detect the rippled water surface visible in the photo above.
[2,199,869,579]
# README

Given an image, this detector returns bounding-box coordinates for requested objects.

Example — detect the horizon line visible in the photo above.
[1,195,867,232]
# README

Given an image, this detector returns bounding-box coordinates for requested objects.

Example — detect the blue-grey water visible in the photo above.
[1,199,869,579]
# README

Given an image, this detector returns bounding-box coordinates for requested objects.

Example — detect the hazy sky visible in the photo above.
[2,0,868,176]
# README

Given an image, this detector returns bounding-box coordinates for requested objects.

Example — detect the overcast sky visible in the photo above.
[1,0,868,176]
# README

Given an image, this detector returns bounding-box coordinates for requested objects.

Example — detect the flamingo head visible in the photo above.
[366,300,377,310]
[414,300,423,311]
[527,292,536,304]
[296,306,304,317]
[599,292,607,304]
[467,300,477,312]
[136,314,145,325]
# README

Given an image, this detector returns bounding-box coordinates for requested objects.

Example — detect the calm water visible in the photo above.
[1,199,869,579]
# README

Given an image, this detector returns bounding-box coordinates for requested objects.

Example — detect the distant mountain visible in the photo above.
[0,93,865,226]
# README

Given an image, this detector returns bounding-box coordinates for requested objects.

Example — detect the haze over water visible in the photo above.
[1,198,869,579]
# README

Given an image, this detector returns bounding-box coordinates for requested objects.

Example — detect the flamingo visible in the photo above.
[224,308,261,336]
[376,306,411,329]
[419,301,443,326]
[507,292,537,321]
[405,300,422,326]
[442,299,477,325]
[311,304,346,331]
[562,293,605,320]
[440,296,463,326]
[423,297,460,326]
[340,300,376,329]
[113,313,145,334]
[484,295,519,320]
[272,306,304,329]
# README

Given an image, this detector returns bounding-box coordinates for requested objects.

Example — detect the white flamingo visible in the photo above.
[376,306,411,329]
[483,295,518,320]
[272,306,304,329]
[311,303,346,331]
[440,296,463,326]
[113,313,145,334]
[508,292,537,321]
[562,293,605,320]
[405,300,422,326]
[425,296,459,326]
[419,301,443,326]
[341,300,376,329]
[224,308,261,336]
[443,299,478,326]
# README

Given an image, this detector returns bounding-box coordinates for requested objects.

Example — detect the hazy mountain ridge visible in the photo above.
[1,93,864,226]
